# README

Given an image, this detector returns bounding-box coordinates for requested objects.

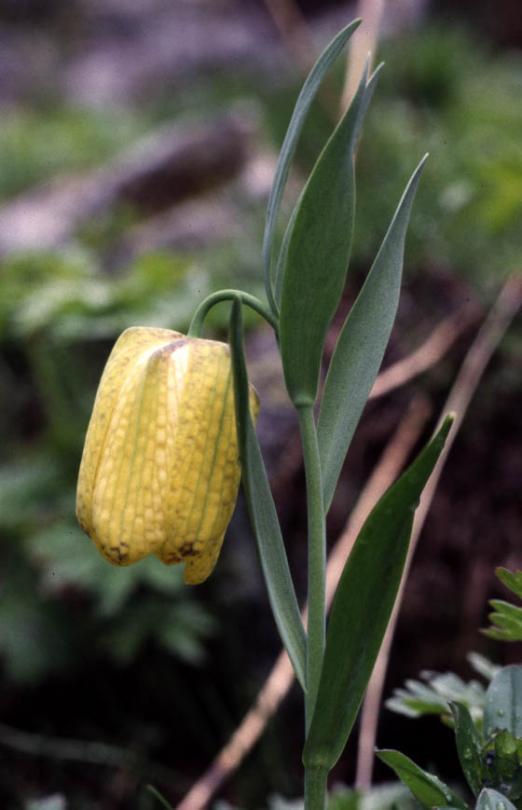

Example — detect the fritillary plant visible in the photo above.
[76,22,454,809]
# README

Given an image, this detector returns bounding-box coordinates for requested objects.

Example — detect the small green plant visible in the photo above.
[74,23,454,809]
[385,652,497,723]
[381,569,522,810]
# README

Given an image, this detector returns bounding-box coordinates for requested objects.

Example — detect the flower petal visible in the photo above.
[77,327,182,560]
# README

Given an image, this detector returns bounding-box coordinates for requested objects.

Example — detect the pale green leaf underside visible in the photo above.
[476,789,518,810]
[386,670,486,722]
[484,665,522,738]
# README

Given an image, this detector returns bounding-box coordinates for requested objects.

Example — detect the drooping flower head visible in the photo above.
[76,326,258,584]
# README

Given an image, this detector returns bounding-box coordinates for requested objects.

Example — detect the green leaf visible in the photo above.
[272,63,383,309]
[495,569,522,600]
[229,300,306,688]
[303,416,453,771]
[273,202,298,307]
[279,64,378,406]
[450,702,483,796]
[484,570,522,642]
[386,670,487,723]
[318,155,428,509]
[262,19,361,312]
[467,653,500,682]
[484,600,522,642]
[376,750,468,810]
[386,693,450,719]
[476,788,517,810]
[484,666,522,738]
[486,729,522,801]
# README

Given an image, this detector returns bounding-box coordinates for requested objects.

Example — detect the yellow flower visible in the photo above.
[76,326,258,584]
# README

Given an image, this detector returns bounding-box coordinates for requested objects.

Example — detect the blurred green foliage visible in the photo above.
[263,25,522,291]
[357,26,522,289]
[0,249,207,341]
[0,249,218,684]
[0,106,147,201]
[385,652,499,725]
[0,451,216,684]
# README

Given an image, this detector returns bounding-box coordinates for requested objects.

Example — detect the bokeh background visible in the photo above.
[0,0,521,808]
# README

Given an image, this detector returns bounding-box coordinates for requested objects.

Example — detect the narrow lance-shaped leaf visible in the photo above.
[273,63,383,309]
[450,702,483,796]
[376,750,469,810]
[279,65,378,407]
[484,666,522,738]
[263,19,361,312]
[229,300,306,688]
[303,415,454,771]
[318,155,428,510]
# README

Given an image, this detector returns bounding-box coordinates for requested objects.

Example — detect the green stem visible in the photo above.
[304,766,328,810]
[187,289,278,337]
[263,258,280,320]
[298,405,326,732]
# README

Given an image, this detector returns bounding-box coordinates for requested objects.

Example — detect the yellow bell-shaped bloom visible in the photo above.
[76,326,258,584]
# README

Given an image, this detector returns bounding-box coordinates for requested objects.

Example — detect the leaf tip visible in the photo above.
[440,412,456,436]
[413,152,429,178]
[362,52,371,82]
[338,17,362,43]
[370,61,385,82]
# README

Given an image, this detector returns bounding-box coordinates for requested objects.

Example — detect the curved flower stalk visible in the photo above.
[76,326,258,584]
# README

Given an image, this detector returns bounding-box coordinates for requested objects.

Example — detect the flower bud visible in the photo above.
[76,326,258,584]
